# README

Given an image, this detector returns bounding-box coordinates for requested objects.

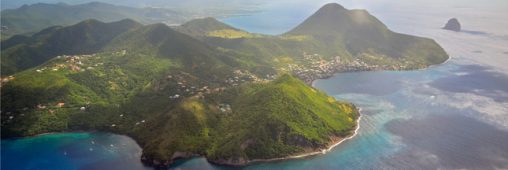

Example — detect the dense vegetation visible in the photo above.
[1,17,359,166]
[0,2,187,39]
[0,2,448,167]
[176,3,448,68]
[206,75,358,164]
[285,3,448,65]
[1,19,142,75]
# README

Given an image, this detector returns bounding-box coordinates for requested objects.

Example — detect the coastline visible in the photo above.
[245,56,449,164]
[1,130,96,140]
[215,108,363,166]
[271,56,452,166]
[240,51,451,166]
[207,57,451,167]
[3,58,449,167]
[430,55,452,69]
[4,57,450,167]
[311,56,452,87]
[255,112,362,162]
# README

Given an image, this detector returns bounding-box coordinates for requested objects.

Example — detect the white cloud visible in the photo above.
[408,84,508,130]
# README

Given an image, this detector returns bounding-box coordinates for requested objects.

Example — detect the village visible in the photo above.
[1,53,105,86]
[160,69,277,115]
[0,75,15,86]
[285,52,413,84]
[1,49,275,127]
[34,51,128,74]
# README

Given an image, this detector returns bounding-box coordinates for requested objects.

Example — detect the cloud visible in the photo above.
[386,113,508,169]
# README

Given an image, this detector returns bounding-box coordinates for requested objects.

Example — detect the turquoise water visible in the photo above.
[167,60,508,169]
[4,60,507,169]
[2,1,508,169]
[1,133,151,170]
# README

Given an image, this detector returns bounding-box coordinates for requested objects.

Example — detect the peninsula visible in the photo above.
[0,3,448,168]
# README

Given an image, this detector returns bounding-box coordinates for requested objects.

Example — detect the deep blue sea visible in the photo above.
[2,0,508,169]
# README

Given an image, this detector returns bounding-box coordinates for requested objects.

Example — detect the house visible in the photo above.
[56,102,65,107]
[37,104,47,109]
[69,65,81,71]
[169,94,180,99]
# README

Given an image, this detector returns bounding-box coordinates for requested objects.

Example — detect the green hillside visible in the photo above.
[0,2,187,38]
[1,17,359,167]
[174,17,242,37]
[0,54,357,167]
[206,75,358,165]
[176,3,448,70]
[2,2,449,76]
[0,2,451,168]
[1,19,142,75]
[285,3,448,65]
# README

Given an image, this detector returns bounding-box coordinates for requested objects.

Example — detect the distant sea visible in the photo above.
[2,0,508,169]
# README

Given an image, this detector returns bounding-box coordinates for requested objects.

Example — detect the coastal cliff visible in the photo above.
[136,75,360,167]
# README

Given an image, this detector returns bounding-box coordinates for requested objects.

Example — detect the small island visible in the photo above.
[1,3,448,168]
[443,18,461,32]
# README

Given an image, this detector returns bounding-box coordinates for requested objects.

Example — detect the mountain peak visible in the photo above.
[0,19,142,75]
[180,17,237,30]
[115,18,141,25]
[80,18,103,24]
[287,3,386,35]
[312,3,348,16]
[175,17,241,37]
[320,3,346,11]
[147,22,170,29]
[72,18,141,31]
[142,23,177,42]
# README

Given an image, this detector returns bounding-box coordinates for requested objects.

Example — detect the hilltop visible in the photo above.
[2,3,449,78]
[176,3,449,83]
[138,75,359,166]
[1,19,142,75]
[174,17,242,37]
[0,2,187,38]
